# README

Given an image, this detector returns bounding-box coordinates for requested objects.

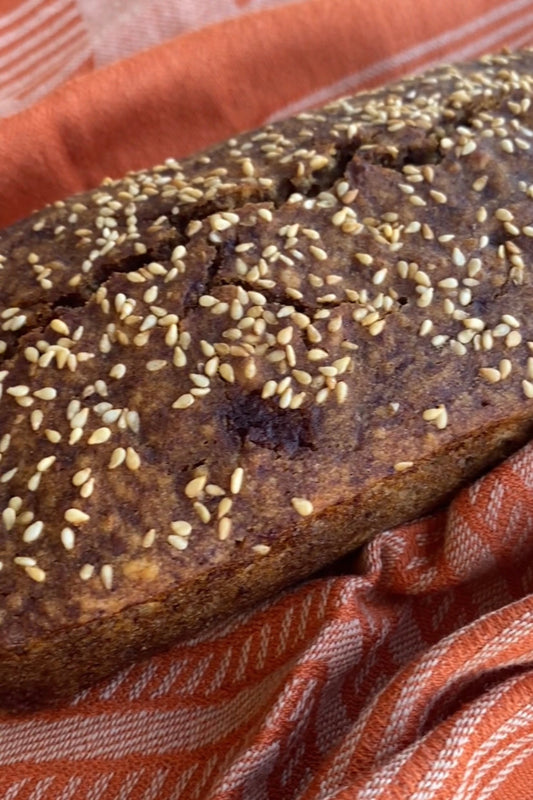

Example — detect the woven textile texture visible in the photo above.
[1,1,533,798]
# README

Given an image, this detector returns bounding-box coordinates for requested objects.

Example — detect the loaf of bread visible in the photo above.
[1,49,533,709]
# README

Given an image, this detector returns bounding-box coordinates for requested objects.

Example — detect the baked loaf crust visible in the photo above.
[1,50,533,709]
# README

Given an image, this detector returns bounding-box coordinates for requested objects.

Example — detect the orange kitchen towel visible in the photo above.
[1,1,533,799]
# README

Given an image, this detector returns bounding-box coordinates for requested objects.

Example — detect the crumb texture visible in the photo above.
[1,50,533,704]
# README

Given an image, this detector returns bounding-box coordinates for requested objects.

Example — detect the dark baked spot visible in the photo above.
[220,391,319,456]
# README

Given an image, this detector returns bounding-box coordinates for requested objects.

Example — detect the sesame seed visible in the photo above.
[0,468,17,483]
[218,497,233,519]
[33,386,57,400]
[495,208,514,222]
[101,564,113,590]
[262,380,277,399]
[438,277,459,290]
[170,520,192,537]
[394,461,414,472]
[502,314,520,328]
[80,564,95,581]
[219,363,235,383]
[230,467,244,495]
[125,447,141,471]
[36,455,56,473]
[291,497,314,517]
[218,517,232,541]
[423,404,448,429]
[309,245,328,261]
[88,427,112,445]
[368,319,385,336]
[373,268,387,285]
[30,408,44,431]
[252,544,271,555]
[50,319,70,336]
[185,475,207,498]
[506,330,522,348]
[194,502,211,524]
[429,190,447,204]
[172,393,195,410]
[523,380,533,399]
[355,253,373,266]
[336,381,348,404]
[64,508,90,525]
[463,317,485,332]
[167,533,189,550]
[146,359,167,372]
[72,468,91,487]
[61,527,75,550]
[452,248,466,267]
[2,508,15,531]
[7,385,30,397]
[14,556,36,567]
[479,367,501,383]
[206,484,225,497]
[308,348,328,361]
[27,473,41,492]
[417,288,434,308]
[26,566,46,583]
[108,447,126,469]
[499,359,512,379]
[142,529,156,548]
[22,520,44,543]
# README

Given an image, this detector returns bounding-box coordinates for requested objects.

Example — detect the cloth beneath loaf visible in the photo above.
[0,0,533,798]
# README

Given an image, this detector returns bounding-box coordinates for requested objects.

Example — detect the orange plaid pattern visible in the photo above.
[1,443,533,797]
[0,1,532,798]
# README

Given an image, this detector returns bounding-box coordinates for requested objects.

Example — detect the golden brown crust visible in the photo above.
[1,50,533,708]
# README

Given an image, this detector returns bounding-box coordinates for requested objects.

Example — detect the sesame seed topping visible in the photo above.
[2,508,15,531]
[25,566,46,583]
[230,467,244,495]
[523,380,533,399]
[185,475,207,498]
[37,455,56,472]
[108,447,126,469]
[218,517,232,541]
[394,461,414,472]
[22,520,44,543]
[100,564,113,590]
[142,529,156,548]
[61,528,76,550]
[171,520,192,537]
[422,405,448,430]
[309,245,328,261]
[64,508,90,525]
[291,497,313,516]
[125,447,141,471]
[479,367,501,383]
[88,427,112,445]
[168,534,189,551]
[50,319,70,336]
[79,564,94,581]
[452,248,466,267]
[252,544,271,555]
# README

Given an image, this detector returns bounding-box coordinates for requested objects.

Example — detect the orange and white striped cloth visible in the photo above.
[1,1,533,798]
